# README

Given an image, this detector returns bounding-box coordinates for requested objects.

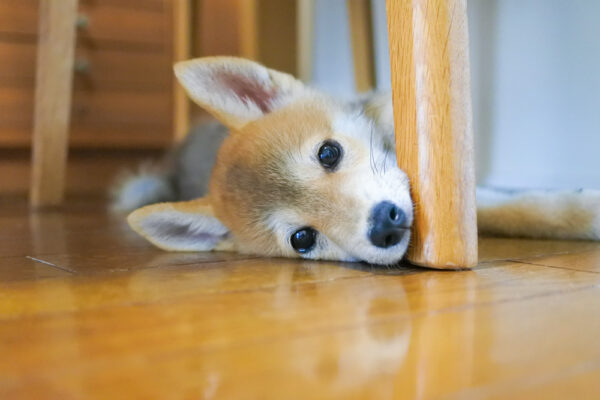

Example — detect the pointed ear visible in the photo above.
[174,57,308,129]
[127,198,234,252]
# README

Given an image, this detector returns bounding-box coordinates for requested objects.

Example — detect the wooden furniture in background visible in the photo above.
[239,0,258,60]
[1,0,302,199]
[0,0,175,149]
[347,0,375,92]
[172,0,192,142]
[7,0,450,223]
[386,0,478,269]
[296,0,315,82]
[238,0,298,76]
[194,0,243,57]
[0,0,175,199]
[30,0,78,207]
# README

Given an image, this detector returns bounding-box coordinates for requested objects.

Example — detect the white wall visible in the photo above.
[311,0,354,97]
[310,0,600,189]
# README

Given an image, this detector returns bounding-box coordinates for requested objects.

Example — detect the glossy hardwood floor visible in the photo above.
[1,197,600,399]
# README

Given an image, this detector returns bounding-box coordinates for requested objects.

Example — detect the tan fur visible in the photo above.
[209,100,366,256]
[124,57,600,265]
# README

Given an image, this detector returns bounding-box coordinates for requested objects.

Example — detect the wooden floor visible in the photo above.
[1,198,600,399]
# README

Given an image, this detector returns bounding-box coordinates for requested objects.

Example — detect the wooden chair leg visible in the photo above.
[30,0,78,208]
[173,0,193,141]
[386,0,478,269]
[296,0,315,83]
[347,0,375,92]
[238,0,259,60]
[238,0,298,76]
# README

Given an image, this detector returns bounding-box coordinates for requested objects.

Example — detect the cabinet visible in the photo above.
[0,0,175,149]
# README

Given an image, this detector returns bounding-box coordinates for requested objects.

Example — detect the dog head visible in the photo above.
[128,57,413,265]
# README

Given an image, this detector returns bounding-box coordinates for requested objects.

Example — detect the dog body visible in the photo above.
[118,57,600,265]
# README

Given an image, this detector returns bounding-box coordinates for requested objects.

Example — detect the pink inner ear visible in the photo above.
[218,71,277,113]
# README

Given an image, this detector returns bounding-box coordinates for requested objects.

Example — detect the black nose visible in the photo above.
[368,201,407,248]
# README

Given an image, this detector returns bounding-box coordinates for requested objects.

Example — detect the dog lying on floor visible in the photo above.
[113,57,600,265]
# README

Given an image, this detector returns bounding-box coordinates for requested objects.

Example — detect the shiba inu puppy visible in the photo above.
[115,57,600,265]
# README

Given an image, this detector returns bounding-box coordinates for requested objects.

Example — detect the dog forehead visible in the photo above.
[212,103,329,212]
[210,98,375,230]
[331,108,375,142]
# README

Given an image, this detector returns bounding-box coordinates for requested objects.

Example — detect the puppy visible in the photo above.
[114,57,600,265]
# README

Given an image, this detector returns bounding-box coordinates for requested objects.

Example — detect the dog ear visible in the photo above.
[361,93,393,128]
[174,57,308,129]
[127,198,234,252]
[355,92,396,149]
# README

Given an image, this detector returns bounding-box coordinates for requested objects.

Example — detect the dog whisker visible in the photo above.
[369,123,379,176]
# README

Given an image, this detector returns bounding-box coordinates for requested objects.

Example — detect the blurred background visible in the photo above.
[1,0,598,200]
[305,0,600,190]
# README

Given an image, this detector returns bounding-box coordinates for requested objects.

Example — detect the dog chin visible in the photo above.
[357,234,411,266]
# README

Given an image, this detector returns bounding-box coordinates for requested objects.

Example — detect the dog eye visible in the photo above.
[318,141,342,170]
[290,227,317,253]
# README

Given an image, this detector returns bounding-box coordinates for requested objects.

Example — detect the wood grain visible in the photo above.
[386,0,477,268]
[1,198,600,398]
[1,87,171,149]
[0,149,165,197]
[238,0,258,60]
[196,0,242,56]
[30,0,78,207]
[172,0,192,141]
[255,0,298,76]
[0,0,175,152]
[347,0,375,92]
[478,237,600,263]
[520,248,600,273]
[0,41,171,90]
[296,0,315,82]
[0,256,72,282]
[238,0,298,76]
[0,0,169,47]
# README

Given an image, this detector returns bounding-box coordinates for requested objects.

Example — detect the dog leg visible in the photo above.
[477,187,600,240]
